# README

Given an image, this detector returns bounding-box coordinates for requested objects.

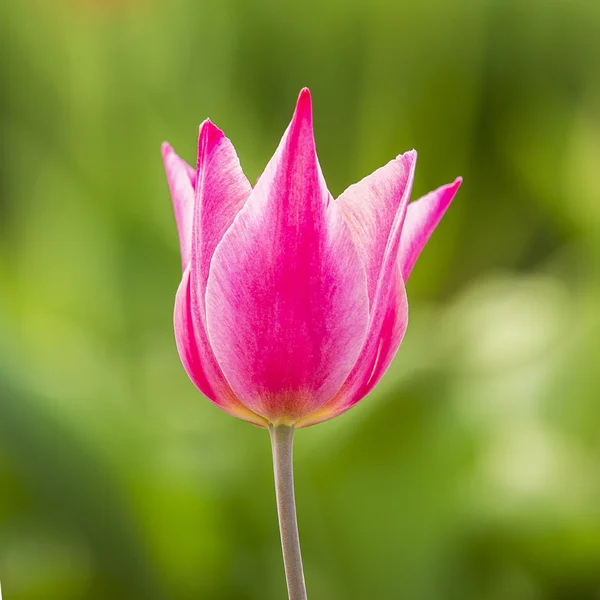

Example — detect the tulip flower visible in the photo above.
[162,88,461,599]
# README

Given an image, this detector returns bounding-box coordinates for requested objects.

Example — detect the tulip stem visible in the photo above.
[269,424,308,600]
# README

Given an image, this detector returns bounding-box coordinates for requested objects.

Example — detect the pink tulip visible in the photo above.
[162,88,461,600]
[162,88,461,429]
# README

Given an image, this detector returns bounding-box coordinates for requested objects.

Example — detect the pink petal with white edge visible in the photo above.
[296,155,416,427]
[299,174,462,427]
[357,266,408,400]
[184,119,256,419]
[297,265,408,427]
[174,266,214,400]
[175,267,267,426]
[161,143,196,269]
[399,177,462,281]
[191,119,253,315]
[338,153,418,306]
[205,89,370,424]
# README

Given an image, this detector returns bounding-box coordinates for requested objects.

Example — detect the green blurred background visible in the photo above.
[1,0,600,598]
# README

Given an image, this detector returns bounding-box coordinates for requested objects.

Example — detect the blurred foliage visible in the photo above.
[1,0,600,598]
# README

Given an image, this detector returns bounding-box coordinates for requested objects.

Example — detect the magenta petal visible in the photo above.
[175,267,267,426]
[360,268,409,398]
[297,266,408,428]
[191,119,252,311]
[174,266,215,400]
[338,152,418,305]
[161,143,196,269]
[205,89,370,423]
[183,119,259,421]
[296,154,416,427]
[399,177,462,281]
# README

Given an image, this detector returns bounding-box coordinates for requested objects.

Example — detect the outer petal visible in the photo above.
[337,153,418,305]
[187,120,255,418]
[161,143,196,269]
[399,177,462,281]
[174,266,267,426]
[299,174,461,427]
[296,153,416,427]
[205,89,370,423]
[297,266,408,427]
[358,268,408,399]
[174,266,214,400]
[191,119,253,312]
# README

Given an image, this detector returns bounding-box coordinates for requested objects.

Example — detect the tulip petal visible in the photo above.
[205,89,370,423]
[191,119,253,313]
[297,266,408,427]
[338,152,417,305]
[359,268,409,399]
[399,177,462,281]
[175,266,267,426]
[174,266,215,400]
[296,154,416,426]
[185,119,257,421]
[161,143,196,269]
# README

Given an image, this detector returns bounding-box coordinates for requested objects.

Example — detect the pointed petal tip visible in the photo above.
[298,87,312,100]
[161,141,173,158]
[396,149,418,162]
[441,176,463,197]
[198,118,224,141]
[293,87,313,125]
[197,119,227,171]
[398,174,463,282]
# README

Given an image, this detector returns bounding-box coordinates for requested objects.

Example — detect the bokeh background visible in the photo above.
[1,0,600,598]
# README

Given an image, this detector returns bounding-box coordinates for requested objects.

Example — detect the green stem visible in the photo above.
[269,424,308,600]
